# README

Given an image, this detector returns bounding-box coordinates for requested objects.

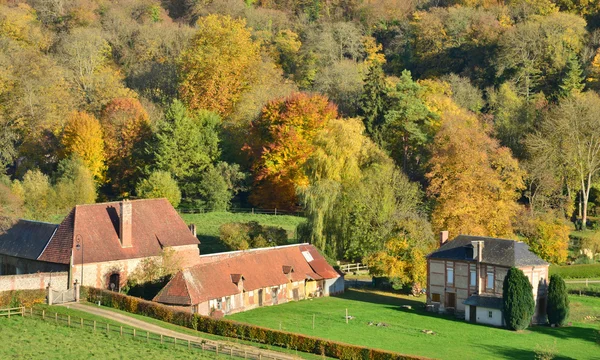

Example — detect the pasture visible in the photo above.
[229,289,600,360]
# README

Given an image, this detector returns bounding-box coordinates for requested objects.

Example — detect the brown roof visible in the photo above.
[154,244,340,305]
[38,199,199,265]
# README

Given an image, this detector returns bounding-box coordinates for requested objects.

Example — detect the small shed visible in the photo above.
[463,295,504,327]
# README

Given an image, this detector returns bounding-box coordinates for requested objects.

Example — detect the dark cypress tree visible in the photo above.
[503,267,535,330]
[547,274,569,326]
[358,62,387,140]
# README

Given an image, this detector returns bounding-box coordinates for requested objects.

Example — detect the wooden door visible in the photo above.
[469,306,477,323]
[446,292,456,309]
[258,289,263,306]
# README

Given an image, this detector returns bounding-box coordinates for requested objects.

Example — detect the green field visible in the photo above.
[229,289,600,360]
[180,212,306,254]
[0,315,222,359]
[550,263,600,279]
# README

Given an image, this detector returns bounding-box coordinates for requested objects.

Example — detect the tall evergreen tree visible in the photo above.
[503,267,536,330]
[547,274,569,326]
[558,53,584,98]
[358,62,387,140]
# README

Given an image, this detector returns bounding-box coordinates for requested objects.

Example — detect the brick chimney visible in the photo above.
[439,231,449,247]
[119,200,132,248]
[471,240,484,294]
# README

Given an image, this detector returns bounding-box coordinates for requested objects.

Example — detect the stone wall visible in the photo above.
[0,271,69,292]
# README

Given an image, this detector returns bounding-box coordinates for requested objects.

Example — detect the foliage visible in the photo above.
[547,274,570,326]
[61,111,106,182]
[359,62,387,138]
[178,15,261,116]
[427,110,525,238]
[136,171,182,208]
[219,221,288,250]
[0,182,23,232]
[246,93,338,210]
[516,211,570,264]
[0,290,45,308]
[126,248,182,299]
[54,156,97,210]
[12,169,54,221]
[503,267,536,331]
[196,162,246,211]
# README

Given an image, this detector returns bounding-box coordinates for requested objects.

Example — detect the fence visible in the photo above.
[564,279,600,286]
[339,263,369,273]
[177,207,304,217]
[0,306,24,318]
[26,308,296,360]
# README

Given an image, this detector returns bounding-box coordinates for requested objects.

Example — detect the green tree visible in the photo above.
[547,274,569,326]
[196,162,246,211]
[0,182,23,232]
[136,171,182,208]
[557,52,584,99]
[13,169,55,221]
[54,156,97,211]
[503,267,536,331]
[358,62,387,139]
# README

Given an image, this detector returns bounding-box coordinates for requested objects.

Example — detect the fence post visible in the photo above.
[133,329,136,338]
[346,309,348,324]
[120,326,123,336]
[174,337,177,345]
[42,310,45,320]
[55,312,58,323]
[188,340,191,350]
[201,343,204,352]
[93,320,96,332]
[80,318,83,328]
[107,323,109,334]
[147,331,149,342]
[68,315,71,327]
[216,344,219,356]
[586,278,589,287]
[230,348,233,357]
[274,208,277,215]
[161,334,163,344]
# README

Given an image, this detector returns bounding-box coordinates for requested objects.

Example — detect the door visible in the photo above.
[271,288,278,305]
[293,288,299,301]
[258,289,263,306]
[109,273,120,292]
[445,292,456,310]
[469,306,477,323]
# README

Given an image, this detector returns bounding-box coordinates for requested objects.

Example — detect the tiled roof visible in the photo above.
[463,294,503,309]
[154,244,340,305]
[427,235,548,267]
[0,220,58,260]
[38,199,198,265]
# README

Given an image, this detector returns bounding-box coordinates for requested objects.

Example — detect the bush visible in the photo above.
[547,274,569,326]
[0,290,46,308]
[136,171,181,207]
[219,221,288,250]
[85,287,427,360]
[503,267,535,331]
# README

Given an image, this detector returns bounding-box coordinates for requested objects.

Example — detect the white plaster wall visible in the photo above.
[475,307,504,327]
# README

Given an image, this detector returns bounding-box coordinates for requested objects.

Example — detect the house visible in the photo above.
[426,232,549,327]
[153,244,344,316]
[0,199,200,290]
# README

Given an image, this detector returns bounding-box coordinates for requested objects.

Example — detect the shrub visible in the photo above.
[503,267,535,331]
[547,274,569,326]
[136,171,181,207]
[85,287,428,360]
[219,221,288,250]
[0,290,46,308]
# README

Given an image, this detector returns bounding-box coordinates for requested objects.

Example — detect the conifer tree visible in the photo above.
[358,62,387,139]
[547,274,569,326]
[503,267,536,330]
[558,53,584,98]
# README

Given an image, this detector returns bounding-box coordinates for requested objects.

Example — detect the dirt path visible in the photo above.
[65,303,299,360]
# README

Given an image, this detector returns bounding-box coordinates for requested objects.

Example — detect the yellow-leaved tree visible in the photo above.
[61,111,106,182]
[178,15,261,116]
[426,109,525,238]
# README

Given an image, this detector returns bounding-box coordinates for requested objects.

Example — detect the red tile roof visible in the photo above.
[154,244,340,305]
[38,198,199,265]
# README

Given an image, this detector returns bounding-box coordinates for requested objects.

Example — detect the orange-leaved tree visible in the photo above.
[178,14,260,116]
[426,109,525,238]
[245,93,338,210]
[101,97,152,195]
[61,111,106,182]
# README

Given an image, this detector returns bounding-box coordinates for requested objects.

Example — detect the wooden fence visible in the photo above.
[0,306,24,318]
[177,207,304,217]
[25,308,297,360]
[564,279,600,286]
[339,263,369,273]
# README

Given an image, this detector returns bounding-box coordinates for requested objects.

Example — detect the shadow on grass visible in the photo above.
[198,235,229,254]
[333,289,428,309]
[477,344,577,360]
[529,324,600,345]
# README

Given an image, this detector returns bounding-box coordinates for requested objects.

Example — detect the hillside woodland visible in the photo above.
[1,0,600,289]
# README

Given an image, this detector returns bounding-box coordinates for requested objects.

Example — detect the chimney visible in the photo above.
[119,200,132,248]
[439,231,449,247]
[189,224,197,237]
[471,240,484,295]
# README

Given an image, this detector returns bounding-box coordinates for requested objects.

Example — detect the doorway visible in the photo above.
[469,306,477,323]
[258,289,263,306]
[109,273,120,292]
[445,292,456,310]
[271,288,278,305]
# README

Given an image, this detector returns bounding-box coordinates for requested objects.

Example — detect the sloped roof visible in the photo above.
[38,198,198,265]
[427,235,548,267]
[0,220,58,260]
[154,244,340,305]
[463,294,503,309]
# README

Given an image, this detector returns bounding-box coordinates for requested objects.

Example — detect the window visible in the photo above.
[470,270,477,287]
[216,298,222,310]
[447,266,454,285]
[431,293,441,303]
[487,271,494,290]
[488,311,493,318]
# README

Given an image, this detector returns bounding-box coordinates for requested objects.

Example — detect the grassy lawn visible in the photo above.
[180,212,305,254]
[229,289,600,360]
[550,263,600,279]
[0,315,222,359]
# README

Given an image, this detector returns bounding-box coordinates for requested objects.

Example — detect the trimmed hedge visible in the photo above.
[86,287,429,360]
[0,289,46,308]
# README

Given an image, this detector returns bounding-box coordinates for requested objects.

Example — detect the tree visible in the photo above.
[13,169,55,221]
[196,162,246,211]
[358,62,387,139]
[0,182,23,232]
[427,110,525,238]
[518,211,570,264]
[54,156,97,210]
[557,52,584,99]
[101,97,152,196]
[61,111,106,181]
[503,267,536,331]
[528,92,600,229]
[136,171,182,208]
[178,14,261,116]
[547,274,569,326]
[151,100,220,197]
[245,93,338,210]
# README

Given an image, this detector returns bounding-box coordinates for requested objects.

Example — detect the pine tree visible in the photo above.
[358,62,387,139]
[503,267,535,330]
[558,53,584,98]
[547,274,569,326]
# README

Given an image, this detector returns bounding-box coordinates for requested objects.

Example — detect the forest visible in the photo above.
[1,0,600,290]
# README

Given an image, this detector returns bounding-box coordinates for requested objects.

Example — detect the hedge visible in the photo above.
[0,289,46,308]
[86,287,429,360]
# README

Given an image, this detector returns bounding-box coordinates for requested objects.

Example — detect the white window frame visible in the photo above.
[470,270,477,287]
[446,266,454,285]
[488,311,493,318]
[486,271,494,290]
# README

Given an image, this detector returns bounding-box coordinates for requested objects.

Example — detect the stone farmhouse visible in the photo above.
[426,232,549,327]
[154,244,344,316]
[0,199,200,290]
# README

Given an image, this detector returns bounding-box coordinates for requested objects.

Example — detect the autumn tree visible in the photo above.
[0,181,23,232]
[54,156,97,210]
[426,110,525,238]
[516,211,570,264]
[245,93,338,210]
[136,171,182,208]
[178,14,260,116]
[61,111,106,182]
[12,169,55,221]
[101,97,152,196]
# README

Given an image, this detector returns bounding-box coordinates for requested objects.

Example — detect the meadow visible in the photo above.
[180,212,305,253]
[229,289,600,360]
[549,263,600,279]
